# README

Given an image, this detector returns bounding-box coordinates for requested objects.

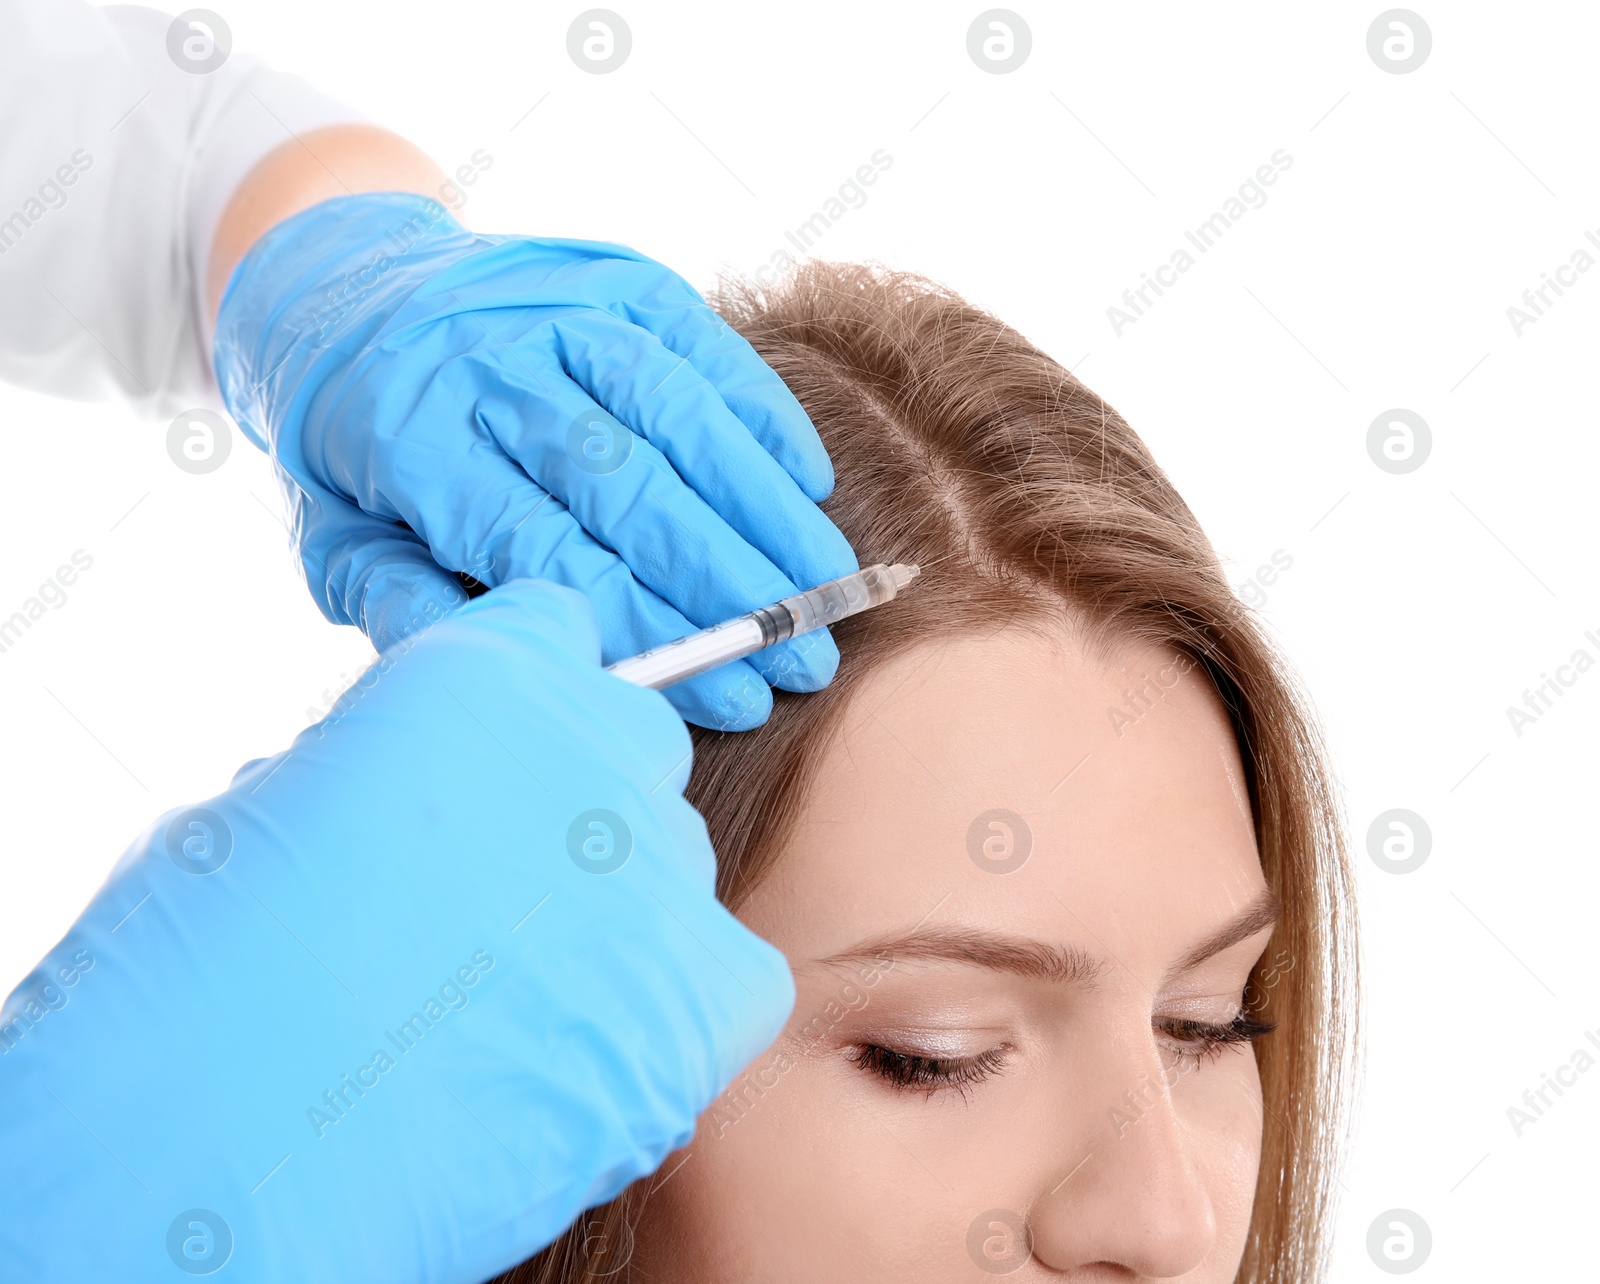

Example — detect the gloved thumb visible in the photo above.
[356,551,474,654]
[289,485,472,653]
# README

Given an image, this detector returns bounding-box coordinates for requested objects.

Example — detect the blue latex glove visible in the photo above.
[214,192,858,731]
[0,579,794,1283]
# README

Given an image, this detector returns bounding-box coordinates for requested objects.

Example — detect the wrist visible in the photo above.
[213,191,470,455]
[206,124,453,323]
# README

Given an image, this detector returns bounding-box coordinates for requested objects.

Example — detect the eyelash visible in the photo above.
[851,1012,1277,1097]
[847,1043,1010,1101]
[1157,1012,1278,1064]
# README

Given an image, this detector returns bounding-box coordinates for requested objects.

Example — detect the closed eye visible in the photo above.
[1156,1012,1276,1064]
[848,1042,1010,1100]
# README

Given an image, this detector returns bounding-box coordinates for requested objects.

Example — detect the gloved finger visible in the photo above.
[479,512,784,731]
[310,376,565,598]
[292,485,471,652]
[663,652,774,733]
[615,292,838,504]
[361,439,797,729]
[351,346,839,695]
[487,524,781,730]
[526,310,858,595]
[295,477,764,736]
[474,367,839,693]
[412,236,832,496]
[565,554,780,733]
[355,548,476,654]
[440,576,708,795]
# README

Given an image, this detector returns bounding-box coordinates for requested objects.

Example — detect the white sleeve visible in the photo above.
[0,1,365,418]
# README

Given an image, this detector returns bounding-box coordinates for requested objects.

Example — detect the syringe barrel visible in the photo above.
[604,562,919,691]
[775,564,903,637]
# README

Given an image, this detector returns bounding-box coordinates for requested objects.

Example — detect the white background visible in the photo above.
[2,0,1595,1276]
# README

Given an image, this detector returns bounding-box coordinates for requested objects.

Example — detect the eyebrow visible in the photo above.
[819,924,1103,986]
[1167,889,1280,976]
[816,890,1280,988]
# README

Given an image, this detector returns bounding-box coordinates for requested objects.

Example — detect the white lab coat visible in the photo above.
[0,0,360,417]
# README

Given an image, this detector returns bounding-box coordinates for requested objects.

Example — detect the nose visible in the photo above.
[1027,1058,1219,1277]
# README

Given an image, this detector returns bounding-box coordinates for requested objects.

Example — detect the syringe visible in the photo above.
[606,563,921,691]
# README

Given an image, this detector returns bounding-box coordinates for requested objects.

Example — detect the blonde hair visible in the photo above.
[494,261,1357,1284]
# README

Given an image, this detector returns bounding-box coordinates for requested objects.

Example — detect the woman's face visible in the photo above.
[631,625,1275,1281]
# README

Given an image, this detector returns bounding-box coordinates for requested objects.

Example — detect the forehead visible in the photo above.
[739,626,1268,975]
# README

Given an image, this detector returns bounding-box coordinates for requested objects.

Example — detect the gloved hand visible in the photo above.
[214,192,858,731]
[0,579,794,1284]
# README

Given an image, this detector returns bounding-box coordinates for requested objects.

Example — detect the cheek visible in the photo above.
[631,1041,1269,1283]
[633,1046,949,1282]
[1176,1047,1266,1258]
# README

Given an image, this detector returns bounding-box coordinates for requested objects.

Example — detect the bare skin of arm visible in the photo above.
[206,123,453,323]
